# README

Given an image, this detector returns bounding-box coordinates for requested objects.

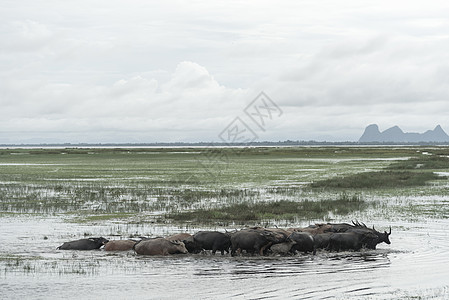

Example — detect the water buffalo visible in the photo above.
[134,238,188,256]
[326,222,357,233]
[269,241,296,255]
[230,230,272,256]
[286,227,302,234]
[193,231,231,255]
[300,224,333,235]
[166,233,202,254]
[346,221,392,249]
[313,233,333,250]
[327,231,378,252]
[371,226,392,246]
[287,232,316,254]
[166,233,193,241]
[244,227,289,245]
[256,227,289,243]
[104,240,137,251]
[57,237,109,250]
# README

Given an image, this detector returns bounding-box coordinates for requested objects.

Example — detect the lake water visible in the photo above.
[1,215,448,299]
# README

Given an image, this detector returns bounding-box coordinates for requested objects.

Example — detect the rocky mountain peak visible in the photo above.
[359,124,449,143]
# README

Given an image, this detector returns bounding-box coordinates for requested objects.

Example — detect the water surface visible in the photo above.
[1,216,448,299]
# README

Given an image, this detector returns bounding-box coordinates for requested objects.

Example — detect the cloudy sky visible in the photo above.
[1,0,449,143]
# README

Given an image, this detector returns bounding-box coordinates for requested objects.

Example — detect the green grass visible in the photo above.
[310,170,442,189]
[387,155,449,170]
[168,193,369,223]
[310,151,449,189]
[1,146,449,223]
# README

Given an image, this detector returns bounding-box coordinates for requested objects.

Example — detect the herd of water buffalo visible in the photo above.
[56,221,392,256]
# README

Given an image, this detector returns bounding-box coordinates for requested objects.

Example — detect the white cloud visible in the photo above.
[1,0,449,143]
[0,61,251,143]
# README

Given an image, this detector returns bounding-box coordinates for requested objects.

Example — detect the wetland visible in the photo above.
[1,146,449,299]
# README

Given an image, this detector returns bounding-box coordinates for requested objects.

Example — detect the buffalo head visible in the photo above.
[373,226,391,244]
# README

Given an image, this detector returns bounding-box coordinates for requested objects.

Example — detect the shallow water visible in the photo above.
[1,216,448,299]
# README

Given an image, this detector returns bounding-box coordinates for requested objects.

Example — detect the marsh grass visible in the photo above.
[310,171,442,189]
[0,254,101,275]
[1,146,448,223]
[387,155,449,170]
[168,193,369,223]
[310,150,449,189]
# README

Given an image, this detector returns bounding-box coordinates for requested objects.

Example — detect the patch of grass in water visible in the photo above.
[387,155,449,170]
[72,213,136,223]
[310,171,443,189]
[168,193,368,223]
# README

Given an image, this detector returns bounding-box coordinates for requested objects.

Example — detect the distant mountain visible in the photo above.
[359,124,449,143]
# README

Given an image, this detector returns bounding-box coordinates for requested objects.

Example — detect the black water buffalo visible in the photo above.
[167,233,202,254]
[311,221,392,250]
[327,231,378,251]
[193,231,231,255]
[371,226,392,246]
[134,238,188,255]
[57,237,109,250]
[313,233,333,250]
[104,240,137,251]
[346,221,392,249]
[230,230,272,256]
[287,232,316,254]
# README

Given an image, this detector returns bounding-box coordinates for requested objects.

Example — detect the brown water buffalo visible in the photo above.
[256,227,289,243]
[269,241,296,255]
[300,224,333,234]
[299,222,358,234]
[57,237,109,250]
[167,233,202,254]
[166,233,193,241]
[134,238,188,256]
[104,240,137,251]
[193,231,231,255]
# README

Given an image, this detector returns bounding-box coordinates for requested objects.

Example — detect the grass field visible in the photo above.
[1,146,448,224]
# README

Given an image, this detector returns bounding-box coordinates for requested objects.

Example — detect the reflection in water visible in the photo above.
[1,218,449,299]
